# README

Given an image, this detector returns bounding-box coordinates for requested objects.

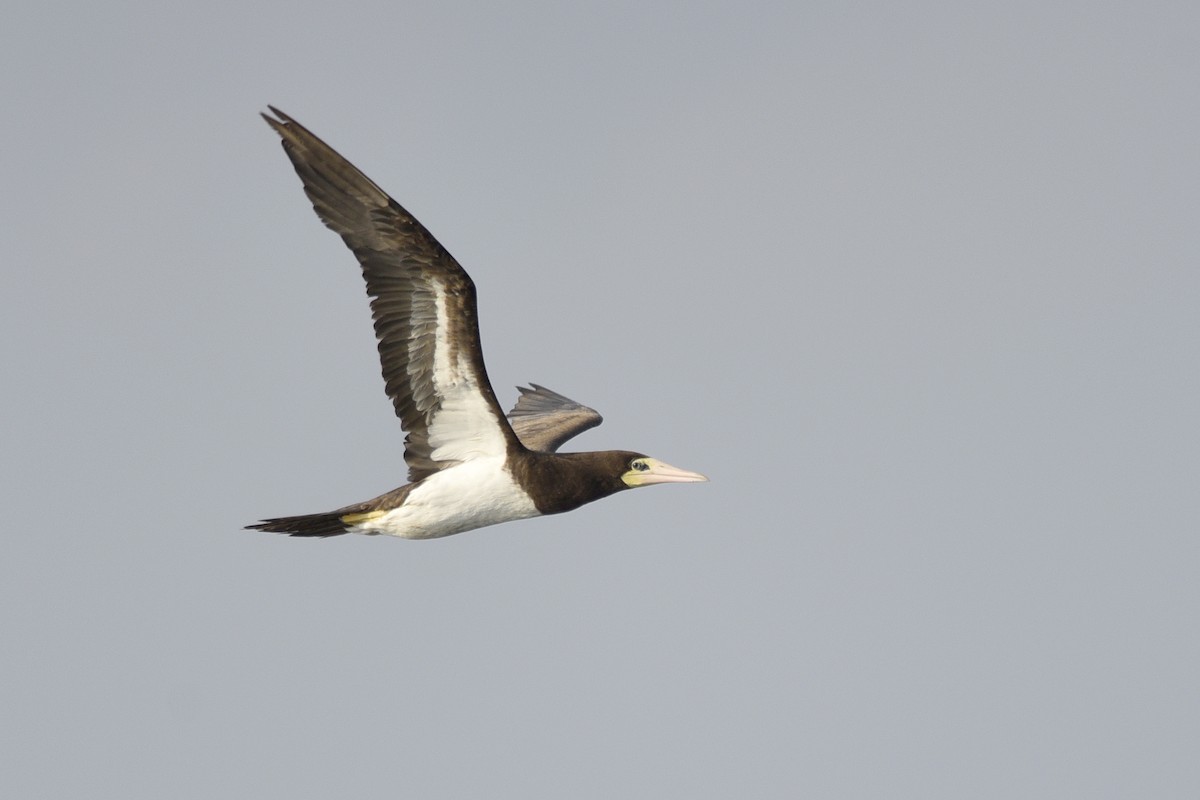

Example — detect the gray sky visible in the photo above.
[3,2,1198,797]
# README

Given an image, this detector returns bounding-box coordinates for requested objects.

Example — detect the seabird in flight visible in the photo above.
[248,108,706,540]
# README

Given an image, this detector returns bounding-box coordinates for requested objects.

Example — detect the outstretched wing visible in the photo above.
[263,108,521,481]
[507,384,603,452]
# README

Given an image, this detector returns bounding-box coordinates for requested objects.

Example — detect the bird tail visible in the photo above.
[246,511,350,538]
[248,485,410,539]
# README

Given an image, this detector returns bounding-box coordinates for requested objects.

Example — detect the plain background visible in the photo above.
[3,2,1197,797]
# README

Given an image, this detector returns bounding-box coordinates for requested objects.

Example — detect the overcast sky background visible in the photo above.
[3,2,1197,797]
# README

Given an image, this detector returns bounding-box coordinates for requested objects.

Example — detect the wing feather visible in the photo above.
[262,108,521,481]
[507,384,603,452]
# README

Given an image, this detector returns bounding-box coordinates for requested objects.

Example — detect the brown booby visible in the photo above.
[248,108,706,540]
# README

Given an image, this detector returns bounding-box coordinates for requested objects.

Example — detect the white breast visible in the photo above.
[348,457,540,539]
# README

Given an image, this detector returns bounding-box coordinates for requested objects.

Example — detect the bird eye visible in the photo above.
[632,460,649,472]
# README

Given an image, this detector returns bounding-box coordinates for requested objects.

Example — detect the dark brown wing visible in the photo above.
[507,384,603,452]
[262,108,521,481]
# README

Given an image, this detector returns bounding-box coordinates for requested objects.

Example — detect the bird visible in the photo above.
[247,108,707,540]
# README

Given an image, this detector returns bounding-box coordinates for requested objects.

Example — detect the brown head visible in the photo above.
[517,450,707,516]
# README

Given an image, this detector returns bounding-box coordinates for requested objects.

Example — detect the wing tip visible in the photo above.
[515,383,572,403]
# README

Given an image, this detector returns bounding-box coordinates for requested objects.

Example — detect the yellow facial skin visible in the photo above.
[621,457,708,488]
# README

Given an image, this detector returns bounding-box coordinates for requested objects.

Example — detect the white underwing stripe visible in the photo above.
[419,283,509,465]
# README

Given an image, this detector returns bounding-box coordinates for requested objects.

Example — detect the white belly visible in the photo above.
[349,457,540,539]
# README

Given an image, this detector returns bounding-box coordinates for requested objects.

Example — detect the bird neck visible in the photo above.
[513,450,628,516]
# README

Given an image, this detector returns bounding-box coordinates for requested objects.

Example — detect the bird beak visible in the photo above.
[627,458,709,487]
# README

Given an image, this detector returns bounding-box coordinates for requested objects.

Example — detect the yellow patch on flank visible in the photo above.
[340,510,387,525]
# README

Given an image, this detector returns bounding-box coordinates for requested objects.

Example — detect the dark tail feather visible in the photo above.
[246,511,350,538]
